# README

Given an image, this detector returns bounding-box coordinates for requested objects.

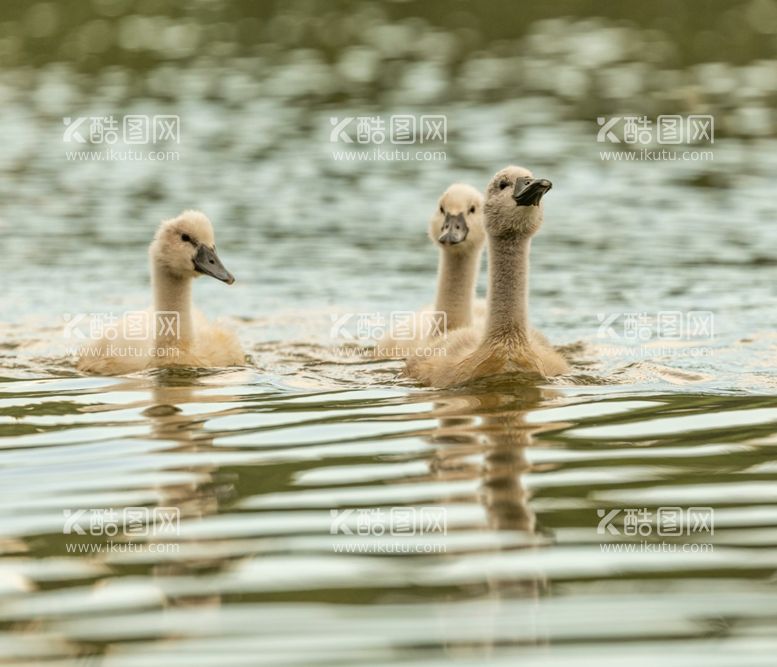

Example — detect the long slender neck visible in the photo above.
[484,235,531,343]
[434,247,482,331]
[152,262,194,345]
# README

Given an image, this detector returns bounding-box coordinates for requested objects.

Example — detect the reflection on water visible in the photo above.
[3,371,777,664]
[2,0,777,665]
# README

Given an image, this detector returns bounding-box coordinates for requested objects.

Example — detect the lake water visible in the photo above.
[2,3,777,665]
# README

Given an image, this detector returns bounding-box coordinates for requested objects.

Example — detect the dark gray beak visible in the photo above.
[513,178,552,207]
[438,212,469,245]
[193,244,235,284]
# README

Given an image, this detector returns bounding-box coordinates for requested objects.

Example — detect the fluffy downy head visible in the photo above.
[484,166,552,239]
[149,210,235,284]
[428,183,485,253]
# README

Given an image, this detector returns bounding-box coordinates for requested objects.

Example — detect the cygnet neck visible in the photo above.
[434,246,482,331]
[484,234,531,343]
[152,260,194,345]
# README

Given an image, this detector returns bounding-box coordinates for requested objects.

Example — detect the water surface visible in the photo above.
[2,2,777,665]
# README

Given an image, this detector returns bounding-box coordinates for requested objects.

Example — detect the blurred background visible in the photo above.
[2,0,776,348]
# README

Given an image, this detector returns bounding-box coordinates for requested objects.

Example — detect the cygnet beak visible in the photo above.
[193,244,235,285]
[438,212,469,245]
[513,178,552,207]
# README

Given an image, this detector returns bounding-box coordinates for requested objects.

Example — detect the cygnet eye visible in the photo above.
[469,205,476,214]
[181,233,192,243]
[499,180,510,190]
[439,205,444,214]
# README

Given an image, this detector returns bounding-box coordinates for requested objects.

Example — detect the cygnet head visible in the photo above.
[429,183,485,253]
[149,210,235,284]
[484,166,552,239]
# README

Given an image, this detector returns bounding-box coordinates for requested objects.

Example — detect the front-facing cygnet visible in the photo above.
[77,210,244,374]
[430,183,487,331]
[376,183,486,358]
[406,166,569,387]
